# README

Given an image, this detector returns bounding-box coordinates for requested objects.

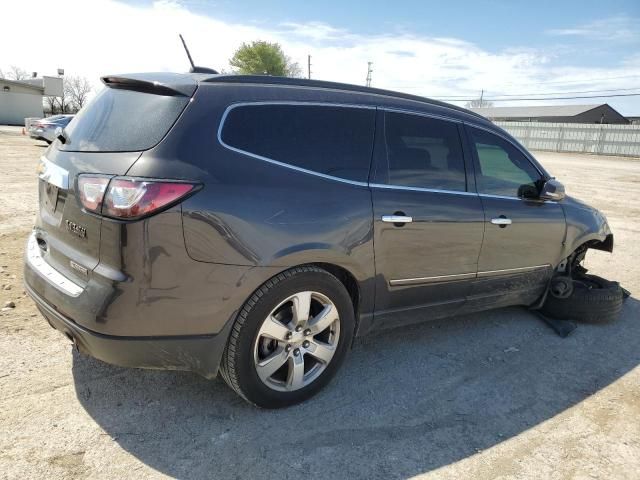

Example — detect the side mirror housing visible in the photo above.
[540,178,565,201]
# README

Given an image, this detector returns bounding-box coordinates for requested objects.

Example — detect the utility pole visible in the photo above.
[307,55,312,80]
[366,61,373,87]
[479,89,484,106]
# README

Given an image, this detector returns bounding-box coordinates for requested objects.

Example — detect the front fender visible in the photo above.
[561,195,613,258]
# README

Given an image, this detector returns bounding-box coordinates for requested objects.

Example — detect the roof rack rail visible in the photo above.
[203,75,486,120]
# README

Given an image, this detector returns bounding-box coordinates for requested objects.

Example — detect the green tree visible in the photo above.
[229,41,301,77]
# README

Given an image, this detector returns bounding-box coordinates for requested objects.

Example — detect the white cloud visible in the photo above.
[2,1,639,113]
[546,16,639,43]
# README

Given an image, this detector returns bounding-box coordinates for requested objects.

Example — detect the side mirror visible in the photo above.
[540,178,565,201]
[55,127,66,144]
[517,183,539,199]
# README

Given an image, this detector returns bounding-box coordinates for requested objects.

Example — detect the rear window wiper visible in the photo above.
[56,127,68,144]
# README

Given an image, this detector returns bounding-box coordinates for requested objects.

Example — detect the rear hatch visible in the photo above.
[34,74,196,287]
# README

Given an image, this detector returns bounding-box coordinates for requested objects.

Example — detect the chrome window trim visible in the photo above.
[380,106,463,124]
[478,192,557,204]
[38,156,69,189]
[26,233,83,297]
[209,81,485,123]
[479,193,522,201]
[390,264,551,286]
[370,185,555,205]
[370,183,477,197]
[217,101,373,188]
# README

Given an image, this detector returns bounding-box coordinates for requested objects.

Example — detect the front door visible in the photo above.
[371,110,484,329]
[463,125,566,311]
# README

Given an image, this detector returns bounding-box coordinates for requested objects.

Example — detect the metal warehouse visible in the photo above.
[0,76,63,125]
[471,104,629,124]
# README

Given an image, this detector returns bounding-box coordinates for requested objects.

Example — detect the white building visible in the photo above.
[0,76,63,125]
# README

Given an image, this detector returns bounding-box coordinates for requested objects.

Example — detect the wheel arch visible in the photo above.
[311,262,361,317]
[561,232,614,261]
[269,261,373,339]
[264,244,376,334]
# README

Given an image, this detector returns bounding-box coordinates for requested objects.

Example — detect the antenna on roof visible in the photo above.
[178,34,219,75]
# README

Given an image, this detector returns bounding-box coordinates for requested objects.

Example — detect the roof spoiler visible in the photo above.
[101,76,192,96]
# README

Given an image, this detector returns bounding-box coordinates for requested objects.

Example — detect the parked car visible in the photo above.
[29,115,74,144]
[24,73,615,408]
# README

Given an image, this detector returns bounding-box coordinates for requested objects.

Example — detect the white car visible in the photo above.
[29,115,74,144]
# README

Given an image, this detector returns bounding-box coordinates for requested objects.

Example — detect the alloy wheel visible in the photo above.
[253,291,341,392]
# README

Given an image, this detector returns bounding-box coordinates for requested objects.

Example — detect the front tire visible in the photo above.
[220,266,355,408]
[541,273,624,324]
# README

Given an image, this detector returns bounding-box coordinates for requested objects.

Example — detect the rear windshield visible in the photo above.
[59,87,189,152]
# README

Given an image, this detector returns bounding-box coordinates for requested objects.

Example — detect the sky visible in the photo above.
[2,0,639,114]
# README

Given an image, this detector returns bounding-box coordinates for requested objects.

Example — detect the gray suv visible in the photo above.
[24,73,613,408]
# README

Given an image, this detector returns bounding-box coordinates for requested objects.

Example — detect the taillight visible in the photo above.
[103,179,195,218]
[78,175,110,213]
[78,175,196,219]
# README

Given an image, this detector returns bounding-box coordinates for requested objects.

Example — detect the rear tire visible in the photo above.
[220,266,355,408]
[541,274,624,324]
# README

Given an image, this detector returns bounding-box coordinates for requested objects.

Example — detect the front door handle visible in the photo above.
[382,214,413,225]
[491,216,512,227]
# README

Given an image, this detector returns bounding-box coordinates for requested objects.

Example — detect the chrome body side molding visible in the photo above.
[390,264,551,287]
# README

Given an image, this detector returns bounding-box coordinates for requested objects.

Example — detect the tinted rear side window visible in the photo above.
[383,112,467,191]
[220,104,376,182]
[60,88,189,152]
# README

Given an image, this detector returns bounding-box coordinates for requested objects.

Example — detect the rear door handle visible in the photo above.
[491,217,512,226]
[382,215,413,224]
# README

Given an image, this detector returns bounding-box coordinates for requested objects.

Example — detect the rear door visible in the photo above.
[463,125,566,310]
[34,79,193,287]
[371,110,484,329]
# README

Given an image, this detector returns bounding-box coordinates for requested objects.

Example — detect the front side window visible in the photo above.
[220,104,376,183]
[468,127,542,198]
[383,112,467,191]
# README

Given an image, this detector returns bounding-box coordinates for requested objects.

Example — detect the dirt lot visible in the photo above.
[0,133,639,479]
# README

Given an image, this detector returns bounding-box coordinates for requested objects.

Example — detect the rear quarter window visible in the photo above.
[59,88,189,152]
[220,104,376,183]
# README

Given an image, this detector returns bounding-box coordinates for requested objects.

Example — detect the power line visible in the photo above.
[487,87,640,97]
[430,86,640,99]
[436,92,640,102]
[503,74,640,87]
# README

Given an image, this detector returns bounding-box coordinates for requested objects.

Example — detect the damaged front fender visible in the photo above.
[560,195,613,259]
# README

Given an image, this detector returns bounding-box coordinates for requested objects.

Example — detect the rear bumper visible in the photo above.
[25,280,225,378]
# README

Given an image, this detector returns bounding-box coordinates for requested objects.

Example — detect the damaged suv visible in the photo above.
[25,73,616,408]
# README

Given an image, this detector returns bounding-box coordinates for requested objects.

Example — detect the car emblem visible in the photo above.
[69,260,88,275]
[65,220,87,239]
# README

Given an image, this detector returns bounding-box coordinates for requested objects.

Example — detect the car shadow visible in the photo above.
[72,297,640,479]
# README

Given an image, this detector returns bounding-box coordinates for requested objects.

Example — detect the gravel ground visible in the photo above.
[0,133,639,480]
